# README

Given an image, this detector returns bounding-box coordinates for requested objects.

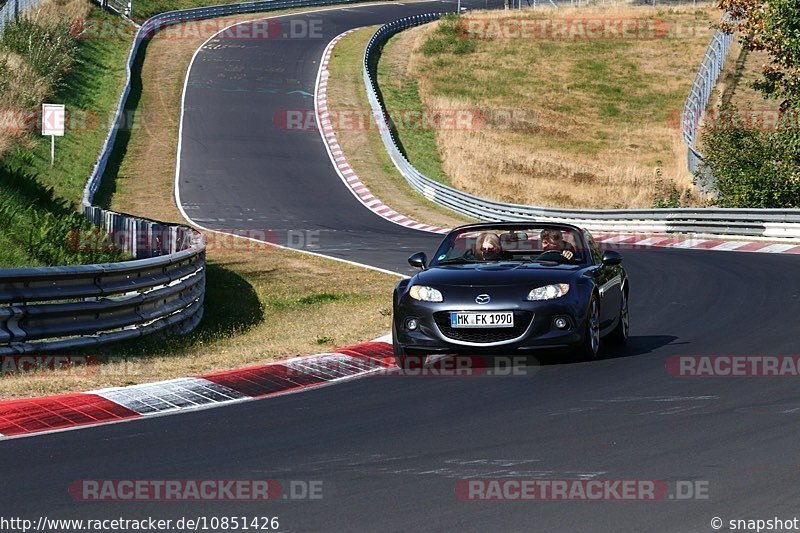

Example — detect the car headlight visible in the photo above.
[526,284,570,301]
[409,285,443,302]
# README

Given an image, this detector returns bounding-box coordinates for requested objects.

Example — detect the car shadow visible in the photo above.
[537,335,681,365]
[421,335,681,371]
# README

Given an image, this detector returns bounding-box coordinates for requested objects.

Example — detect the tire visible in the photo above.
[607,285,629,345]
[575,295,601,360]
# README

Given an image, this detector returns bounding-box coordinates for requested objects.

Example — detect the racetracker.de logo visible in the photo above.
[72,18,324,40]
[0,356,97,376]
[69,479,324,501]
[670,108,800,134]
[455,479,709,501]
[461,17,672,40]
[274,108,488,132]
[666,356,800,377]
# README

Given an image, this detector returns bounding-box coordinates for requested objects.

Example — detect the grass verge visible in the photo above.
[714,45,779,117]
[382,7,718,208]
[377,27,449,184]
[1,5,133,206]
[0,2,133,266]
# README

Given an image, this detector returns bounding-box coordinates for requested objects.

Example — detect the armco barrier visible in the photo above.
[0,0,42,34]
[0,201,206,355]
[362,14,800,239]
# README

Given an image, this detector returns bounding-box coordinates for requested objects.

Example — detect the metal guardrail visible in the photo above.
[362,14,800,238]
[681,15,734,192]
[0,245,205,355]
[0,202,207,355]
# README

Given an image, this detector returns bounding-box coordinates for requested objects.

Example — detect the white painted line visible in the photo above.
[630,237,671,246]
[92,377,248,415]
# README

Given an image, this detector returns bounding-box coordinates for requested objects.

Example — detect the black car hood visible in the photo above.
[415,262,585,287]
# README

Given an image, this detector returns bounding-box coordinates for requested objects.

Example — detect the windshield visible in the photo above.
[431,226,589,266]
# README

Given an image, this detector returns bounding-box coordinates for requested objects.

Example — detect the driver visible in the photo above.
[475,232,502,261]
[540,229,576,261]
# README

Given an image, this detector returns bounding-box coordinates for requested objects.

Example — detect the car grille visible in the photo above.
[433,311,533,344]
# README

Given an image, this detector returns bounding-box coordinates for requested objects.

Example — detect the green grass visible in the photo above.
[2,8,134,207]
[420,15,476,56]
[378,26,450,185]
[132,0,227,19]
[0,166,128,266]
[0,7,133,267]
[267,292,346,311]
[415,15,698,132]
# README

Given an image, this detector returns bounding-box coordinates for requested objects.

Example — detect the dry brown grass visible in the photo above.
[0,7,404,399]
[396,5,720,208]
[325,27,472,229]
[36,0,92,24]
[720,47,778,112]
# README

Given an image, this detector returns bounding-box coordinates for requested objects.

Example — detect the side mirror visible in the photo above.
[602,250,622,266]
[408,252,428,270]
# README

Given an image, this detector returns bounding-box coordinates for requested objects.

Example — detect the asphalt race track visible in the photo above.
[3,2,800,532]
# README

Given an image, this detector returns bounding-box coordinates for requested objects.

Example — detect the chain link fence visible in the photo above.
[681,15,734,193]
[0,0,43,33]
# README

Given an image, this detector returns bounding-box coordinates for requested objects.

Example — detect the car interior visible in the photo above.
[439,229,584,264]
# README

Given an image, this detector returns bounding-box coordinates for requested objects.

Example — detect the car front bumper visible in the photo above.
[394,294,589,355]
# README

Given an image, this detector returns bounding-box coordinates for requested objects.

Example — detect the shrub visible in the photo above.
[699,105,800,207]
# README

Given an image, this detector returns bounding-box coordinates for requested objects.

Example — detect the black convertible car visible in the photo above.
[392,222,629,368]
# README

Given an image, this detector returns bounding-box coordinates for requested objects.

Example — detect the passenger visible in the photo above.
[540,229,575,261]
[475,233,502,261]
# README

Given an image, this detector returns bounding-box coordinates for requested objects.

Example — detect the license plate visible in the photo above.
[450,312,514,328]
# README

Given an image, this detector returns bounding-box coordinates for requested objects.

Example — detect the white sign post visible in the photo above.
[42,104,65,167]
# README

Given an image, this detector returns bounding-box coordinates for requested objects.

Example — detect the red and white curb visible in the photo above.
[315,30,449,235]
[594,233,800,255]
[0,339,394,439]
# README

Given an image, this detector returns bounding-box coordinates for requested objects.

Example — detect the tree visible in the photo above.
[717,0,800,110]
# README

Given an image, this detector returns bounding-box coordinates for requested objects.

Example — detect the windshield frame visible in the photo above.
[429,224,592,268]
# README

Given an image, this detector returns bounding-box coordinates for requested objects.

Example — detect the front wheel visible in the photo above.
[575,296,600,360]
[607,286,629,345]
